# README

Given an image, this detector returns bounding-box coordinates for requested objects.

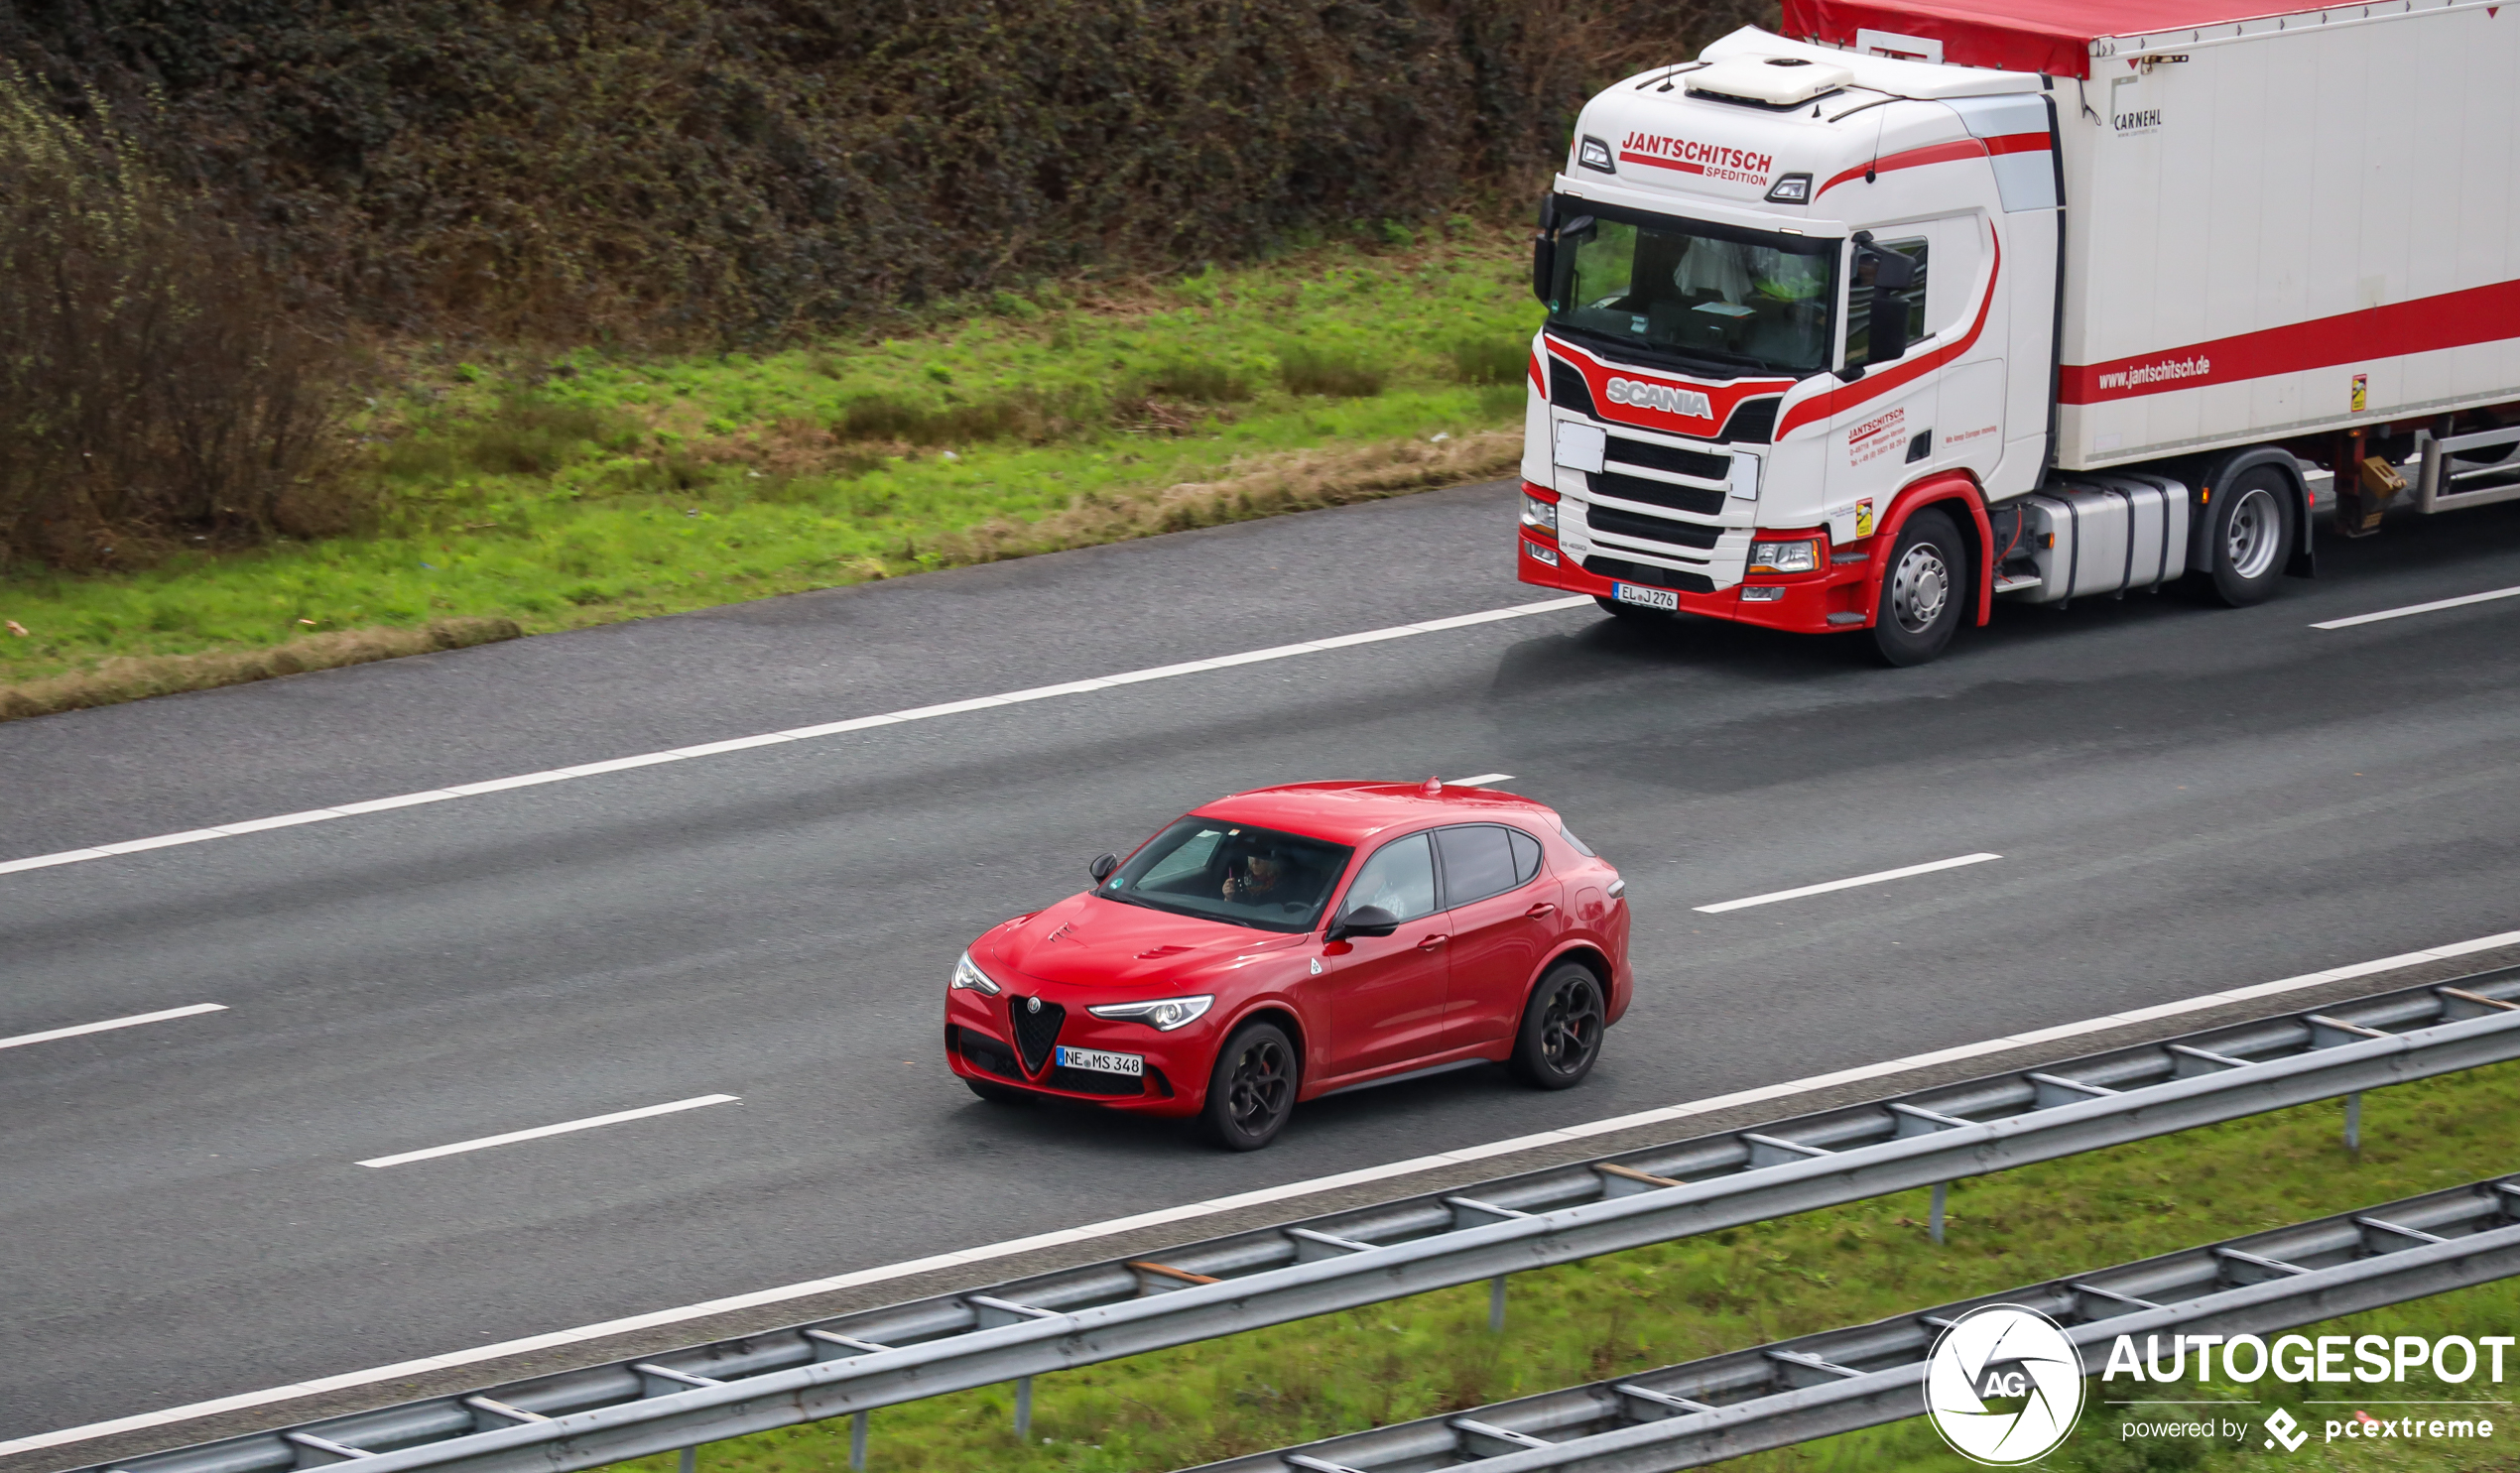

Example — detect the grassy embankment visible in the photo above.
[598,1062,2520,1473]
[0,226,1540,719]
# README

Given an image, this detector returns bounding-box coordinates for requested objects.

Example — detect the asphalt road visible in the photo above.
[6,480,2520,1450]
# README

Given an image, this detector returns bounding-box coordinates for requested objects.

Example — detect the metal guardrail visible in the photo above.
[77,968,2520,1473]
[1192,1170,2520,1473]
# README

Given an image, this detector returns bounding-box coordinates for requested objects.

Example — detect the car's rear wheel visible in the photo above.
[1510,962,1605,1089]
[1202,1020,1299,1151]
[964,1077,1030,1106]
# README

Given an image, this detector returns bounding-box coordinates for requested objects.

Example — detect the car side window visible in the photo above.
[1508,827,1543,886]
[1435,824,1522,909]
[1342,832,1438,922]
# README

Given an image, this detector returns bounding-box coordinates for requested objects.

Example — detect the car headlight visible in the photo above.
[1086,995,1215,1032]
[1748,537,1824,575]
[1521,494,1559,534]
[949,951,1002,996]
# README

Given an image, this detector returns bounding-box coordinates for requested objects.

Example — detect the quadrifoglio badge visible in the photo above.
[1940,1325,2514,1463]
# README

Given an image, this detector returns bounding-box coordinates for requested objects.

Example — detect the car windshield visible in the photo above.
[1548,201,1837,377]
[1096,817,1352,933]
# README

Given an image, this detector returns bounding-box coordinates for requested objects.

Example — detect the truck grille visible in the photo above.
[1588,470,1726,517]
[1605,435,1729,482]
[1585,555,1715,594]
[1008,997,1065,1073]
[1586,504,1723,550]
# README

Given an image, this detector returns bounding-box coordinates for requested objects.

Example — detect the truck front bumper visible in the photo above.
[1517,532,1876,634]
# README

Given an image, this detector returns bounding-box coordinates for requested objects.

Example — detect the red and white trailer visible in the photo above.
[1513,0,2520,662]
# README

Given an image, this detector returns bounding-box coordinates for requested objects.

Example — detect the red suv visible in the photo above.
[944,780,1631,1149]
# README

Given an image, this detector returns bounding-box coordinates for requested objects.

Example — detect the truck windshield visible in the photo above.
[1547,202,1837,378]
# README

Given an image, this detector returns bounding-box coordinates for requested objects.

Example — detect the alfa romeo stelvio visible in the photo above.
[944,780,1631,1149]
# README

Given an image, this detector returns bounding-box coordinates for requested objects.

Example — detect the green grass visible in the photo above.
[599,1063,2520,1473]
[0,225,1541,693]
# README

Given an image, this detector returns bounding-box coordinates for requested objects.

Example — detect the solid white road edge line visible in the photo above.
[0,1003,228,1052]
[0,597,1593,883]
[2311,583,2520,629]
[1694,852,2004,914]
[355,1095,740,1169]
[14,922,2519,1458]
[1446,773,1515,788]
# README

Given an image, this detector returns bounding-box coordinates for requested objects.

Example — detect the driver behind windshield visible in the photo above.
[1221,845,1292,904]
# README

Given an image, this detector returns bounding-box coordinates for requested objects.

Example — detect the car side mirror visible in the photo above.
[1326,905,1399,942]
[1089,852,1118,883]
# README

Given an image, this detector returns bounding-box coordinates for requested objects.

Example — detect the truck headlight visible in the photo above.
[1521,493,1559,533]
[949,951,1002,995]
[1086,995,1215,1032]
[1748,537,1825,575]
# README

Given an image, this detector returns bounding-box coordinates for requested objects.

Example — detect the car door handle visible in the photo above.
[1524,903,1557,918]
[1417,933,1449,951]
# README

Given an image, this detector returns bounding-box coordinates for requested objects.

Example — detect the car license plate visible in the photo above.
[1613,581,1679,612]
[1056,1044,1144,1077]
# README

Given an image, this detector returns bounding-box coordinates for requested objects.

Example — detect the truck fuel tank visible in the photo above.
[2009,474,2192,603]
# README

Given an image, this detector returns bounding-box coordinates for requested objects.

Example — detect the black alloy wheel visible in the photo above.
[1511,961,1606,1089]
[1869,507,1969,667]
[1202,1021,1299,1151]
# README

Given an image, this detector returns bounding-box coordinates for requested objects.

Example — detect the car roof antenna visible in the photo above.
[1422,775,1445,797]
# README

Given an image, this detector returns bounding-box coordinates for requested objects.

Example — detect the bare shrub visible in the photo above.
[0,65,356,568]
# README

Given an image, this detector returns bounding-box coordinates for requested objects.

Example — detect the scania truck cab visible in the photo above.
[1515,0,2520,664]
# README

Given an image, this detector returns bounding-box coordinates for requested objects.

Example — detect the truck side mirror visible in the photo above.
[1326,905,1399,942]
[1089,852,1118,882]
[1531,233,1555,305]
[1866,294,1913,366]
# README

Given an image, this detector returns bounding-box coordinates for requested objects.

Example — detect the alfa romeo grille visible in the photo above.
[1008,996,1065,1073]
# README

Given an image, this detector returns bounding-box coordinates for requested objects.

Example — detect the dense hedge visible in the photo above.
[0,0,1768,342]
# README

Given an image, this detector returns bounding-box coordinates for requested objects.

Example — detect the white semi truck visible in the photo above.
[1513,0,2520,663]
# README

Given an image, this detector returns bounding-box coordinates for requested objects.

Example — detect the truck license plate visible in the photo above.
[1612,582,1679,612]
[1056,1045,1144,1076]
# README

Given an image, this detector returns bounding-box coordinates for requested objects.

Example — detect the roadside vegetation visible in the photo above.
[598,1061,2520,1473]
[0,224,1538,719]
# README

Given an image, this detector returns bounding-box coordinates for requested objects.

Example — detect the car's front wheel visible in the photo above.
[1202,1021,1299,1151]
[1510,962,1605,1089]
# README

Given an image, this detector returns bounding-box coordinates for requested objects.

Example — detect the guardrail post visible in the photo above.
[2345,1092,2362,1152]
[1014,1375,1033,1439]
[849,1412,868,1471]
[1489,1274,1508,1332]
[1931,1181,1949,1245]
[678,1447,695,1473]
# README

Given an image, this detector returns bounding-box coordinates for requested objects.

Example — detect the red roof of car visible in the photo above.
[1196,781,1554,847]
[1784,0,2321,77]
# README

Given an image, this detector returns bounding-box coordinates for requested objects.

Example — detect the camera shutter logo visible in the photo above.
[1925,1304,2086,1464]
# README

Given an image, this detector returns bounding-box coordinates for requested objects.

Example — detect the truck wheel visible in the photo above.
[1869,508,1968,667]
[2203,465,2294,606]
[1510,961,1606,1089]
[1201,1021,1299,1151]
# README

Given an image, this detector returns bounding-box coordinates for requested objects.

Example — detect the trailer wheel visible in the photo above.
[1870,508,1968,667]
[2203,465,2294,607]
